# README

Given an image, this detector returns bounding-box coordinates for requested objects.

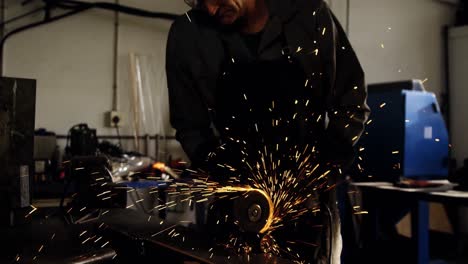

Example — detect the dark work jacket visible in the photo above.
[166,0,370,263]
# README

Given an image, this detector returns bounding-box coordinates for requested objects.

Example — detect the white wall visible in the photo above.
[3,0,189,160]
[449,26,468,167]
[328,0,349,33]
[448,26,468,235]
[347,0,456,98]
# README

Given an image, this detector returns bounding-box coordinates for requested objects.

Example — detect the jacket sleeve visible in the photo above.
[166,18,218,168]
[318,4,371,170]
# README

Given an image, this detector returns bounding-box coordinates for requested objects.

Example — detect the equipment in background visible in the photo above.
[359,80,449,182]
[61,156,127,224]
[65,123,98,157]
[33,129,62,198]
[0,77,36,226]
[110,154,154,182]
[34,129,59,183]
[97,140,156,182]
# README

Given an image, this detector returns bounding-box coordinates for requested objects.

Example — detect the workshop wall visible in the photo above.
[3,0,189,161]
[348,0,456,99]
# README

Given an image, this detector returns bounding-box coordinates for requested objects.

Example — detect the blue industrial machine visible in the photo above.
[359,80,449,182]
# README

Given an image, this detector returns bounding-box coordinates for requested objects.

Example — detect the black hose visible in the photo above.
[115,125,122,148]
[0,0,179,75]
[58,0,179,20]
[0,6,45,27]
[0,6,91,73]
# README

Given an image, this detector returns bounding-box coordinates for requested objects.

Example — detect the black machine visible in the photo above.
[359,80,449,182]
[0,77,36,226]
[65,123,98,157]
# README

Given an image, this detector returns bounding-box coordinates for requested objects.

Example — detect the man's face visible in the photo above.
[202,0,245,25]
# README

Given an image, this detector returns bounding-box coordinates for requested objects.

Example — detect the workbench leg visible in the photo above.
[411,201,429,264]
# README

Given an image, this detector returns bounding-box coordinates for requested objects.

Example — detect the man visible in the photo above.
[166,0,370,263]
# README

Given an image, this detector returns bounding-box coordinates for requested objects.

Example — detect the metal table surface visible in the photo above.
[351,180,466,264]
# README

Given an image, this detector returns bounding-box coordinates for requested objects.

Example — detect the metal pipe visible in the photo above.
[346,0,350,35]
[56,134,175,140]
[0,0,5,76]
[443,25,453,171]
[156,135,160,160]
[154,133,159,160]
[112,0,119,111]
[66,248,117,264]
[145,134,150,156]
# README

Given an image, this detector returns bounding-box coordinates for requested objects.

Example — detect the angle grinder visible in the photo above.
[207,187,274,235]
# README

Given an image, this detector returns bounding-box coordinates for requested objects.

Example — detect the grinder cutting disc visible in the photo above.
[233,189,273,234]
